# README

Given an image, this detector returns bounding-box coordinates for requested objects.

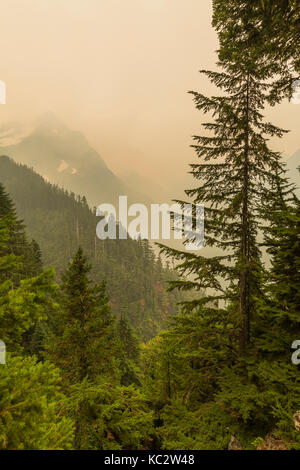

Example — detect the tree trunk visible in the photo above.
[239,73,250,356]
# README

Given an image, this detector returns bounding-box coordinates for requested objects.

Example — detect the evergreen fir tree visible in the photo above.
[153,2,300,450]
[117,313,141,386]
[46,247,117,383]
[0,182,42,281]
[46,248,121,448]
[212,0,299,103]
[160,6,288,357]
[256,171,300,357]
[0,209,57,353]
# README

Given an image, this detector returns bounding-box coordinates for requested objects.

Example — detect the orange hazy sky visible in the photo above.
[0,0,299,186]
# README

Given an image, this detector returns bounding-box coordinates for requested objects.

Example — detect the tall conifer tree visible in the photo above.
[160,6,288,356]
[47,247,116,383]
[257,173,300,356]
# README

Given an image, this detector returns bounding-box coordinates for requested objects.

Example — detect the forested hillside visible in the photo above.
[0,0,299,452]
[0,155,184,341]
[0,185,155,449]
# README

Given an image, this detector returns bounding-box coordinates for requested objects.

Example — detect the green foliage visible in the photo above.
[0,186,58,352]
[0,267,57,352]
[0,183,42,282]
[212,0,300,99]
[216,360,300,448]
[159,20,287,353]
[46,248,117,384]
[67,380,153,450]
[45,248,154,449]
[0,355,74,450]
[257,185,300,355]
[117,314,141,386]
[158,401,239,450]
[148,0,300,451]
[0,156,185,341]
[0,2,299,452]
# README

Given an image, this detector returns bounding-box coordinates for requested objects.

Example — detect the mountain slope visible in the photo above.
[0,113,152,208]
[0,155,185,341]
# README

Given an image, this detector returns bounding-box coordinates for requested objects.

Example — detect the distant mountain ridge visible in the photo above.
[0,113,152,208]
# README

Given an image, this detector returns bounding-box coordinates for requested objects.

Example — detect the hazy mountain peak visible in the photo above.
[34,111,67,130]
[0,115,152,207]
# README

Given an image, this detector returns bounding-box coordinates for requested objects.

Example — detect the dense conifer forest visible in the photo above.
[0,155,185,341]
[0,0,299,451]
